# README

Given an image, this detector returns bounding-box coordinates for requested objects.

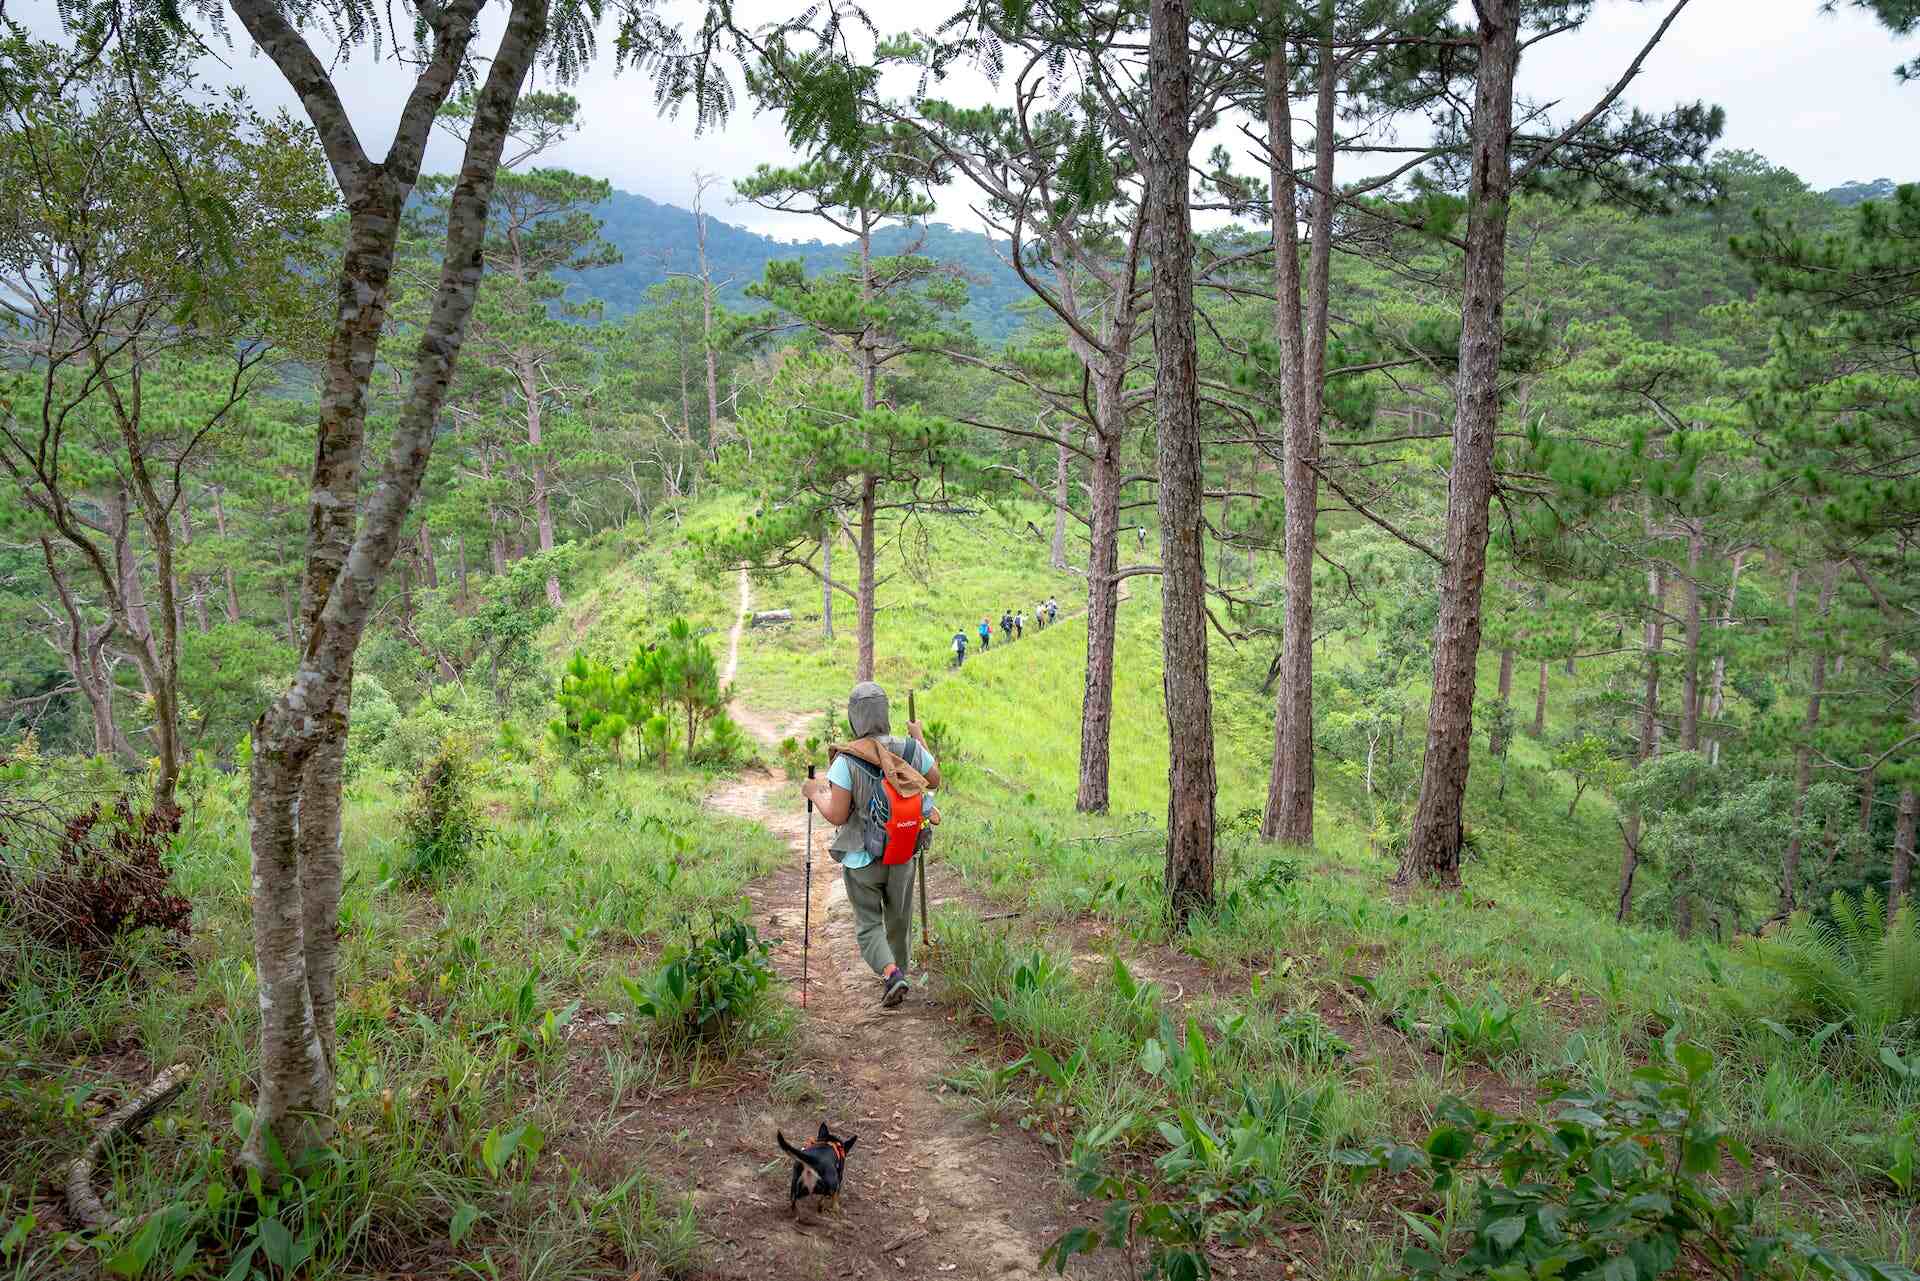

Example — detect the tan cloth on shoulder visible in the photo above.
[826,737,938,821]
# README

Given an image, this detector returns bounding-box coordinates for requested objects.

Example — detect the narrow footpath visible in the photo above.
[676,567,1115,1281]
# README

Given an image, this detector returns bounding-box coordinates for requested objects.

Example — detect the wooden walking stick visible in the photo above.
[911,690,932,951]
[802,763,814,1009]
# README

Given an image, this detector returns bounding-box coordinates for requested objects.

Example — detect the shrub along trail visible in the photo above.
[681,576,1118,1281]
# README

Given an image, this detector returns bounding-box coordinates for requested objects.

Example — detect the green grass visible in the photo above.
[729,503,1087,715]
[1,754,787,1279]
[5,502,1914,1280]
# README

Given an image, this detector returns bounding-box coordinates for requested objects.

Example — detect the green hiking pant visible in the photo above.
[843,858,915,977]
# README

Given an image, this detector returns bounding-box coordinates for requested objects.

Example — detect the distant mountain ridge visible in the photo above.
[566,188,1033,341]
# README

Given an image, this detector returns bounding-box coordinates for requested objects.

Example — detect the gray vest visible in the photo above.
[828,736,917,858]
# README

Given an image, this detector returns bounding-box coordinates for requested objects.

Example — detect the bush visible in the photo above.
[398,740,485,885]
[1742,887,1920,1048]
[1337,1038,1915,1281]
[619,911,776,1048]
[692,713,753,768]
[343,674,402,779]
[0,792,190,962]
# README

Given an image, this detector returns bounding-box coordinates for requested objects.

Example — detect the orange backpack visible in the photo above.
[851,750,926,865]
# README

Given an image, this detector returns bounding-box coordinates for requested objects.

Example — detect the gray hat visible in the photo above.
[848,681,891,738]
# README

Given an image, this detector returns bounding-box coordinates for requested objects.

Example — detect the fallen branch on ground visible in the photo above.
[66,1062,191,1232]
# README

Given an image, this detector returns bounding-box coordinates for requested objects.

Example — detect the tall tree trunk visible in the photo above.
[179,504,210,634]
[41,540,141,766]
[1533,658,1548,738]
[1399,1,1518,888]
[1078,409,1122,813]
[1892,785,1915,921]
[521,357,562,608]
[1260,6,1331,849]
[232,0,537,1178]
[1617,567,1666,923]
[1705,548,1745,765]
[822,517,835,640]
[1149,0,1216,927]
[694,180,722,446]
[1488,646,1514,755]
[417,521,439,589]
[1679,524,1704,750]
[856,474,876,682]
[456,533,470,604]
[211,487,243,625]
[1051,424,1071,570]
[1781,563,1837,915]
[107,484,183,806]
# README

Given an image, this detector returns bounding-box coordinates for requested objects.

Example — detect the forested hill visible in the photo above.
[567,188,1033,340]
[577,180,1907,342]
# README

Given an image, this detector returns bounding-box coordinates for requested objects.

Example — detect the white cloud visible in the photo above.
[12,0,1917,238]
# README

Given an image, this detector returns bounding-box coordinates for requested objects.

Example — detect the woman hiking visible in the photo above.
[799,682,940,1007]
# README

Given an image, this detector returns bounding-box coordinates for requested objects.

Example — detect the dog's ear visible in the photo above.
[817,1121,832,1141]
[842,1134,857,1154]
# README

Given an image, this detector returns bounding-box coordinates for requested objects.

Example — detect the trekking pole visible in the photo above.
[802,763,814,1010]
[910,690,931,951]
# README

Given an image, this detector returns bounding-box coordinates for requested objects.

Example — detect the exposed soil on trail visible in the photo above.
[658,571,1122,1281]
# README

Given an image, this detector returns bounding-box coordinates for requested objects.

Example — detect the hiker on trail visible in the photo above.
[1033,602,1045,631]
[978,616,991,650]
[1046,596,1059,625]
[951,629,967,668]
[1001,609,1014,642]
[1015,609,1025,640]
[799,682,940,1008]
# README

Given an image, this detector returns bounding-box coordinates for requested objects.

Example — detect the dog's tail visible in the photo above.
[776,1130,807,1161]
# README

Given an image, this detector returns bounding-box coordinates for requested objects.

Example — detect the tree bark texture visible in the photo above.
[1149,0,1216,927]
[1398,1,1519,888]
[856,474,876,682]
[213,487,243,624]
[1705,549,1744,765]
[1260,9,1332,849]
[1051,425,1071,570]
[232,0,538,1177]
[1533,658,1548,739]
[1078,411,1122,814]
[1679,525,1704,750]
[1781,563,1836,915]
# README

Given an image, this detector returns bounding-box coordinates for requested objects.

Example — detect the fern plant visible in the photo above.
[1742,888,1920,1046]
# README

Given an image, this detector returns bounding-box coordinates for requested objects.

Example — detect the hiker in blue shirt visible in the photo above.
[799,683,939,1007]
[978,616,991,650]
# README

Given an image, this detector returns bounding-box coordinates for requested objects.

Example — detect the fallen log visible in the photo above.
[66,1063,191,1232]
[750,610,793,628]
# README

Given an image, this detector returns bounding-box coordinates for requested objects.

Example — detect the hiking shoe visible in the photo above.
[881,971,910,1008]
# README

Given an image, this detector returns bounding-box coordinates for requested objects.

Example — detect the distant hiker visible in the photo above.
[1014,610,1025,640]
[1001,610,1014,642]
[1046,596,1059,625]
[1136,525,1146,550]
[951,629,967,668]
[978,616,991,650]
[800,682,940,1008]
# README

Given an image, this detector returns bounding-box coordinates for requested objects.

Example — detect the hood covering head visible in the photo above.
[848,681,891,738]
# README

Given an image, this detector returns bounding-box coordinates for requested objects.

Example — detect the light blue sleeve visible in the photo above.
[826,753,855,792]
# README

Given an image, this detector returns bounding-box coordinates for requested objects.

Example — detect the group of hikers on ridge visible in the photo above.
[951,597,1059,666]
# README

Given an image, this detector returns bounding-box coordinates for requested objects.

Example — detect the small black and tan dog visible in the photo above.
[776,1123,857,1216]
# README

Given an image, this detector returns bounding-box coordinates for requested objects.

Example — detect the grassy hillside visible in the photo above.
[8,505,1910,1281]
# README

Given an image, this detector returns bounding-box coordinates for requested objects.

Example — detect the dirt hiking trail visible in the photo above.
[676,569,1116,1281]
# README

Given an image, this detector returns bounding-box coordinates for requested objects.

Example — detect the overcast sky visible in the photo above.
[17,0,1919,240]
